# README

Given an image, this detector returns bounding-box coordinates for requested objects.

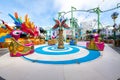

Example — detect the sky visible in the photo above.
[0,0,120,29]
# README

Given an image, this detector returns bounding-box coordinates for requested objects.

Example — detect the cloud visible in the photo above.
[0,0,120,28]
[0,0,61,27]
[55,0,120,11]
[54,0,120,26]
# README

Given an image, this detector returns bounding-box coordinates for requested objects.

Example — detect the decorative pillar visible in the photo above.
[58,29,64,49]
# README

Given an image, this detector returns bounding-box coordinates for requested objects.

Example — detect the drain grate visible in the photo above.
[0,76,5,80]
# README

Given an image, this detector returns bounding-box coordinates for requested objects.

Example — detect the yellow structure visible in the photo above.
[48,39,57,45]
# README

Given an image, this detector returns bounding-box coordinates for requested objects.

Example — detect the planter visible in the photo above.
[108,39,114,44]
[114,39,120,47]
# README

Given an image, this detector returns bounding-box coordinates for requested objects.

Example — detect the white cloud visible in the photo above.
[55,0,120,11]
[0,0,120,28]
[54,0,120,26]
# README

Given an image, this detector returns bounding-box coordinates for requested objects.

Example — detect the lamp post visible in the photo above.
[111,12,119,45]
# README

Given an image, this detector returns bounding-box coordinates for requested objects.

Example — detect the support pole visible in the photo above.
[71,6,76,38]
[93,7,101,31]
[97,8,100,30]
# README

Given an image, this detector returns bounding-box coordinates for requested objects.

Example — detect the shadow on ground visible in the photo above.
[108,44,120,54]
[0,48,9,57]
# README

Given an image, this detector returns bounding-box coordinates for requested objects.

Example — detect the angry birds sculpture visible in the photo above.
[9,29,34,57]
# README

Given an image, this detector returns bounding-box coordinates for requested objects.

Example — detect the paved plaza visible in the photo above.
[0,42,120,80]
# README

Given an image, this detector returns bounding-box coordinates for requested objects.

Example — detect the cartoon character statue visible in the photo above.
[86,31,104,51]
[93,33,99,42]
[9,29,34,57]
[9,12,39,38]
[2,21,34,57]
[69,38,77,45]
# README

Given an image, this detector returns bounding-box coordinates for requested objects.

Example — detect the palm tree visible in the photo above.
[52,19,70,49]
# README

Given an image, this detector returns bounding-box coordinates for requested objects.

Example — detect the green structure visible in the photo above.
[70,7,76,38]
[93,7,102,30]
[57,3,120,40]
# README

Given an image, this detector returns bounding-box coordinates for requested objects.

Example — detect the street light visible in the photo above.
[111,12,119,24]
[111,12,119,41]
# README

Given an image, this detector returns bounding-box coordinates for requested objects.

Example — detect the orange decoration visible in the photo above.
[9,46,13,51]
[17,46,24,52]
[14,12,18,19]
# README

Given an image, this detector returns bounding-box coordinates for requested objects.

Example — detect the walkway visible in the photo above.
[0,42,120,80]
[108,44,120,54]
